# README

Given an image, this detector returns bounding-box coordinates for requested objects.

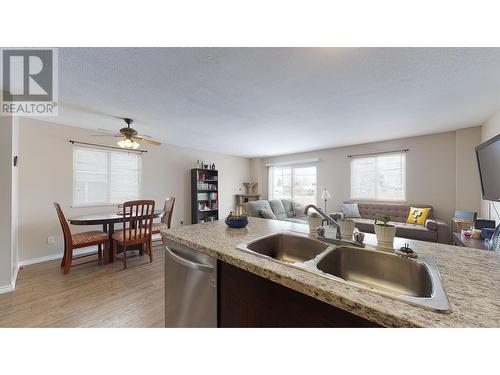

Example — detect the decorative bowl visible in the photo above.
[225,218,248,228]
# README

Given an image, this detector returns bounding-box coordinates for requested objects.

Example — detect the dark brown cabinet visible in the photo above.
[217,261,380,328]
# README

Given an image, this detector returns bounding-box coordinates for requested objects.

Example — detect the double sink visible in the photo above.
[237,232,451,312]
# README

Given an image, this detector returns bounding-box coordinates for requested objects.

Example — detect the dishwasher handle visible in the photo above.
[166,246,214,273]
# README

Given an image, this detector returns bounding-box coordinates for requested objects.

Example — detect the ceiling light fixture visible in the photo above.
[93,118,161,149]
[117,138,140,149]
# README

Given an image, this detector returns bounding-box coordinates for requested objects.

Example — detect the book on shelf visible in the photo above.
[197,192,218,201]
[196,181,218,191]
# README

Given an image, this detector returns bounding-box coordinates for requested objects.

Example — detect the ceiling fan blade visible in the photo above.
[141,139,162,146]
[135,136,161,146]
[91,134,119,137]
[96,128,116,134]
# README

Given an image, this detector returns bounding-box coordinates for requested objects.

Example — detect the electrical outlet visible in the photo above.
[180,219,184,225]
[47,236,56,245]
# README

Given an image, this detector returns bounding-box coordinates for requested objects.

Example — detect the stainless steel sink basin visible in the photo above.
[237,232,451,312]
[316,246,432,298]
[238,232,329,263]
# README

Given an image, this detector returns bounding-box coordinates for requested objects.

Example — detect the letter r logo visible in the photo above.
[2,49,53,102]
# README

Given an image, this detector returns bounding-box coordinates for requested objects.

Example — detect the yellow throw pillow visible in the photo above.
[406,207,430,225]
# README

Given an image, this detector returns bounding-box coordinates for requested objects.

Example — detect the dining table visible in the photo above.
[68,209,165,262]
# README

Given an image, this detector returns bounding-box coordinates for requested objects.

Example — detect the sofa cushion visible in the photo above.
[351,218,437,242]
[282,217,308,224]
[342,203,361,218]
[281,199,295,218]
[246,200,272,218]
[269,199,288,220]
[260,208,277,220]
[393,222,437,242]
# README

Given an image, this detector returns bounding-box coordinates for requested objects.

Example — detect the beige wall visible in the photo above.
[14,116,493,263]
[251,128,483,224]
[0,114,19,291]
[18,118,251,262]
[480,110,500,222]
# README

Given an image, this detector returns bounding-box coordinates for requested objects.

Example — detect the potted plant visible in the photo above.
[338,218,356,240]
[374,213,396,249]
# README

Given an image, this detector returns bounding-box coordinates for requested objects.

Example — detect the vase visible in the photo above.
[374,224,396,249]
[338,218,355,240]
[243,182,256,195]
[307,215,323,235]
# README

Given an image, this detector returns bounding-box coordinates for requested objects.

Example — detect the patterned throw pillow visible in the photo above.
[406,207,431,225]
[292,202,306,217]
[259,208,277,220]
[341,203,361,218]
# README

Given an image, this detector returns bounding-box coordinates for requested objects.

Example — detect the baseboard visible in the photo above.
[0,265,19,294]
[18,246,98,267]
[0,282,15,294]
[2,247,100,294]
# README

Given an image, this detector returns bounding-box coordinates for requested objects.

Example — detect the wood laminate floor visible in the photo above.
[0,247,165,327]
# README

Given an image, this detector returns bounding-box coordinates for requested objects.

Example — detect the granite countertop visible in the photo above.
[161,217,500,327]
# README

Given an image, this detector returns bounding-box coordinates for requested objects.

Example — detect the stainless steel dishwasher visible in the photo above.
[164,240,217,327]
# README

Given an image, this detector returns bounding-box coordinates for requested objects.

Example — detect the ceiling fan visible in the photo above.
[93,118,162,149]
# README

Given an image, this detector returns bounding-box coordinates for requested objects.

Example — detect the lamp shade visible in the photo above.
[321,188,331,199]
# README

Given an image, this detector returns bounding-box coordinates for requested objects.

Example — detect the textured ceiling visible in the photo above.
[37,48,500,157]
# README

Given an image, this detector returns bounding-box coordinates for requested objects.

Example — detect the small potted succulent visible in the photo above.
[374,213,396,249]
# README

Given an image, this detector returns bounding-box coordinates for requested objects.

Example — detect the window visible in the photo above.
[73,147,141,206]
[350,152,406,201]
[269,165,317,205]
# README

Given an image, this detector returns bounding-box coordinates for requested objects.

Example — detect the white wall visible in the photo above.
[18,118,251,263]
[251,128,483,224]
[0,113,19,292]
[480,110,500,223]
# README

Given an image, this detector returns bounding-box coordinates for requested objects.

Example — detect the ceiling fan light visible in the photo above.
[132,140,140,149]
[118,138,134,148]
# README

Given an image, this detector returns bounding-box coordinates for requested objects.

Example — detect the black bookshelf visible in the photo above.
[191,168,219,224]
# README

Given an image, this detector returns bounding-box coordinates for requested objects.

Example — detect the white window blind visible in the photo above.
[350,152,406,201]
[73,147,141,206]
[268,164,317,205]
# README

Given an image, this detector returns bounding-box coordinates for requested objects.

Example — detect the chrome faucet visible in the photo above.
[304,204,338,227]
[304,204,365,248]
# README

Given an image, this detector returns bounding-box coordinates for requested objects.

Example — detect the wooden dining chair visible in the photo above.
[152,197,176,246]
[112,200,155,269]
[53,203,109,274]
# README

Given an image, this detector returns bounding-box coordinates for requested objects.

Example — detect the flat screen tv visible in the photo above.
[476,133,500,202]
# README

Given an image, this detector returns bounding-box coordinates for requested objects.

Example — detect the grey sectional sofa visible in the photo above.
[333,201,450,243]
[246,199,308,224]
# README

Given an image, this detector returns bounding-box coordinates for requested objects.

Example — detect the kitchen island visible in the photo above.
[162,217,500,327]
